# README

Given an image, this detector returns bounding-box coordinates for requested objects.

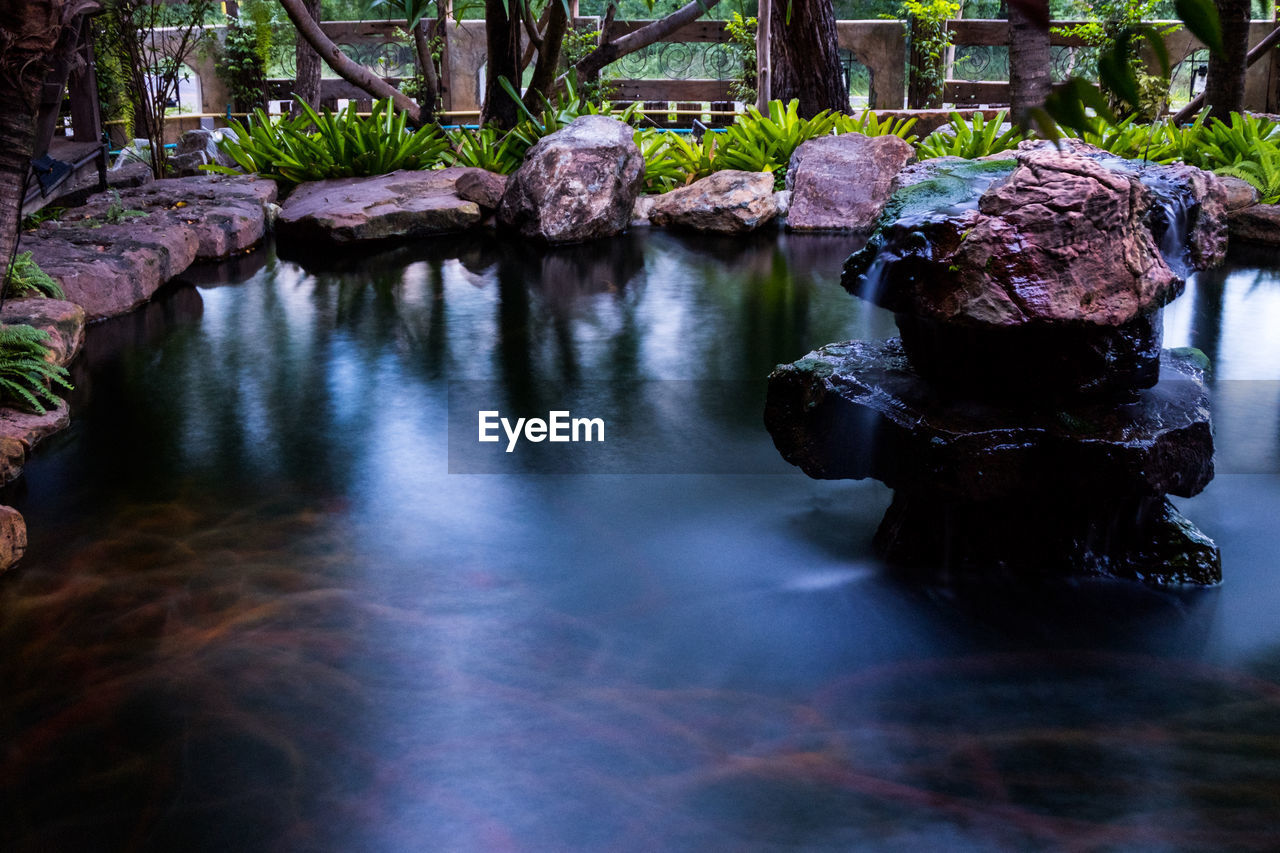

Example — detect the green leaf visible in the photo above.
[1175,0,1223,55]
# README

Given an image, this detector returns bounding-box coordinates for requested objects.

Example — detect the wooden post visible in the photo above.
[755,0,771,109]
[68,19,103,144]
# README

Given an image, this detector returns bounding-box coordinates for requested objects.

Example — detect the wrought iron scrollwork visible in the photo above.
[606,41,743,80]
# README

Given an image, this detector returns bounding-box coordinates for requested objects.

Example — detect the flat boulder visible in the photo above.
[24,219,200,321]
[785,133,915,232]
[498,116,644,243]
[1228,202,1280,245]
[648,170,778,234]
[278,168,481,244]
[1218,175,1259,211]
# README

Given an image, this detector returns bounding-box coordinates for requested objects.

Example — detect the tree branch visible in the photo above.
[570,0,721,81]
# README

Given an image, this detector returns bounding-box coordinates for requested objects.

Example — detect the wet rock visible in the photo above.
[872,492,1220,585]
[845,151,1183,395]
[1218,175,1259,211]
[498,116,644,243]
[454,168,507,210]
[0,438,25,486]
[764,340,1213,502]
[648,170,778,234]
[68,174,276,261]
[786,134,915,232]
[278,168,481,245]
[24,220,200,321]
[631,195,656,226]
[773,190,791,216]
[1228,203,1280,245]
[1,298,86,366]
[0,505,26,573]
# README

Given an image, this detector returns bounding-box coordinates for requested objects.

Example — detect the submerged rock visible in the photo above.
[786,134,916,232]
[648,170,778,234]
[279,168,481,245]
[498,116,644,243]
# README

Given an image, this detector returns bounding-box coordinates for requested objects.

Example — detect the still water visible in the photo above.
[2,230,1279,851]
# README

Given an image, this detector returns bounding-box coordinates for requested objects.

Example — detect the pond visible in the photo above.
[2,230,1279,851]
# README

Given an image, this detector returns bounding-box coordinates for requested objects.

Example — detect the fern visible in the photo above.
[4,252,65,300]
[0,324,73,415]
[1215,141,1280,204]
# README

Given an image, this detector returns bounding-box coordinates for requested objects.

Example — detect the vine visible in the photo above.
[724,12,756,105]
[903,0,958,110]
[1055,0,1176,122]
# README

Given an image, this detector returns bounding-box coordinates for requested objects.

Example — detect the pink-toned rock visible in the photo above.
[0,400,69,452]
[498,116,644,243]
[278,168,482,244]
[649,170,778,234]
[786,133,916,232]
[454,168,508,210]
[1228,202,1280,245]
[1217,175,1259,211]
[1,298,86,366]
[24,220,200,321]
[0,505,26,573]
[0,437,25,486]
[69,174,277,261]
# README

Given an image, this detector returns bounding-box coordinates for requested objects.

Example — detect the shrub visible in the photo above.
[4,253,65,300]
[918,110,1025,160]
[208,98,452,185]
[834,111,919,145]
[718,99,841,189]
[0,324,73,415]
[447,125,524,175]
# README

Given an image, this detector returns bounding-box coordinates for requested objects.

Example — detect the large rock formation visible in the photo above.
[648,170,778,234]
[278,168,482,245]
[767,146,1229,586]
[785,134,916,232]
[498,116,644,243]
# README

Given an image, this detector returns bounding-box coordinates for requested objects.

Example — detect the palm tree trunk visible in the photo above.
[1008,0,1051,119]
[1206,0,1251,120]
[481,0,522,129]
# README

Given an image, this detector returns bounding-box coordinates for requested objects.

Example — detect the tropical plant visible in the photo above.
[904,0,959,109]
[0,324,73,415]
[4,253,65,300]
[635,129,723,193]
[1193,111,1280,168]
[1215,141,1280,203]
[208,98,451,185]
[447,125,524,175]
[212,9,272,112]
[918,110,1025,160]
[1054,0,1177,122]
[723,13,757,105]
[718,99,841,188]
[834,110,919,144]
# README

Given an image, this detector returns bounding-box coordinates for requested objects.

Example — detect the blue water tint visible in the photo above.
[1,231,1278,851]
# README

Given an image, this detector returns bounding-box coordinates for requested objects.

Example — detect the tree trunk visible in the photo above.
[413,18,438,122]
[1206,0,1251,120]
[482,0,522,129]
[0,0,77,287]
[1007,0,1051,119]
[523,0,568,109]
[278,0,421,122]
[290,0,322,116]
[768,0,848,117]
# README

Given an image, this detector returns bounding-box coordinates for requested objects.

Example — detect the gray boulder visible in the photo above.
[648,170,778,234]
[498,116,644,243]
[786,133,915,232]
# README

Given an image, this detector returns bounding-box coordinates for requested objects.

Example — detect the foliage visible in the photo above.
[92,28,134,142]
[214,13,271,112]
[447,125,524,174]
[718,100,841,189]
[1054,0,1176,122]
[1215,141,1280,204]
[918,110,1025,160]
[1187,111,1280,169]
[497,72,639,163]
[208,99,452,185]
[834,110,919,144]
[562,25,617,105]
[903,0,958,109]
[635,129,722,193]
[4,254,65,301]
[723,13,757,105]
[21,208,64,231]
[0,325,73,416]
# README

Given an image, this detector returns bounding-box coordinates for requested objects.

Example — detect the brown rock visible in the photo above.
[1217,175,1259,211]
[648,170,778,234]
[1,298,86,366]
[1228,202,1280,245]
[0,400,69,452]
[498,116,644,243]
[0,505,26,573]
[786,134,916,232]
[454,169,508,210]
[278,168,482,244]
[24,220,200,321]
[0,437,25,486]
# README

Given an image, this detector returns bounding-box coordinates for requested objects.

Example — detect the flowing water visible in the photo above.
[2,230,1279,851]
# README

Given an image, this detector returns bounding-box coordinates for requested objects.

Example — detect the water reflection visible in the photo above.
[1,232,1279,850]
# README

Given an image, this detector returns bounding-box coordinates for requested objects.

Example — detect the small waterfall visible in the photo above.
[1154,188,1193,280]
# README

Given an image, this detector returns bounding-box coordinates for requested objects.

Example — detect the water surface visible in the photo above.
[2,230,1279,851]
